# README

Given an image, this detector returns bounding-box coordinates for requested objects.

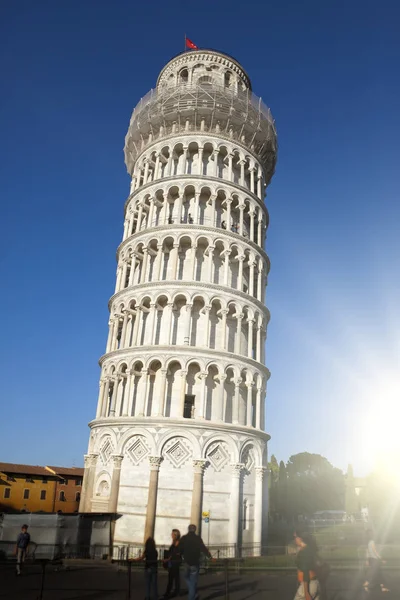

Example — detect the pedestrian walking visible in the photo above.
[162,529,182,598]
[179,524,212,600]
[15,524,30,575]
[134,537,159,600]
[293,530,320,600]
[363,530,390,593]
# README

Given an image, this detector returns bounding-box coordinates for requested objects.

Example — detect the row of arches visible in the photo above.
[97,359,266,430]
[129,140,266,200]
[107,293,267,361]
[158,59,249,93]
[115,236,268,303]
[123,184,267,247]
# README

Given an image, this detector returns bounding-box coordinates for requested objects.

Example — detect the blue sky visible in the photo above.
[1,1,399,475]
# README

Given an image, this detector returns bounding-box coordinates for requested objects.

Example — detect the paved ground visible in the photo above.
[0,561,397,600]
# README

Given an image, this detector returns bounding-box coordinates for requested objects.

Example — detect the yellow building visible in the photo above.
[0,462,83,514]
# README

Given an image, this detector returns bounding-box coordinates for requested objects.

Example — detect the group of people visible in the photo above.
[293,528,390,600]
[135,523,212,600]
[13,523,391,598]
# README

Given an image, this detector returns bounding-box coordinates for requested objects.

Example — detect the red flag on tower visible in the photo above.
[185,37,198,50]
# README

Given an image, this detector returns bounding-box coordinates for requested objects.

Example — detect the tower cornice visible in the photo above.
[98,344,271,380]
[108,280,271,321]
[117,224,270,268]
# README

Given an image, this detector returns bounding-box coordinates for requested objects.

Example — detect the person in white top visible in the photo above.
[363,530,389,593]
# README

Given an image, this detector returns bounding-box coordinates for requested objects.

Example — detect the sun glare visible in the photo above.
[360,386,400,486]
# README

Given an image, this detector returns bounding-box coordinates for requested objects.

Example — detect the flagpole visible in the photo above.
[184,33,186,52]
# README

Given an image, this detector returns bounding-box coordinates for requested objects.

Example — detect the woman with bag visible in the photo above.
[363,530,390,593]
[162,529,182,599]
[294,530,320,600]
[134,537,159,600]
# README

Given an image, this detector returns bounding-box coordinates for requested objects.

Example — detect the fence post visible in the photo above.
[224,558,229,600]
[37,559,47,600]
[127,558,132,600]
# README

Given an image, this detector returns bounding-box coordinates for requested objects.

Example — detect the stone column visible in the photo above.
[213,149,219,177]
[179,370,188,416]
[120,311,129,347]
[164,302,174,344]
[257,266,263,302]
[249,211,255,242]
[203,305,211,347]
[183,303,192,345]
[226,198,232,229]
[171,243,180,279]
[108,455,124,513]
[246,382,254,426]
[197,371,208,418]
[198,148,204,175]
[207,246,214,281]
[257,175,262,198]
[223,249,230,286]
[109,377,120,416]
[129,254,137,286]
[194,193,200,222]
[148,303,157,344]
[235,313,243,355]
[115,266,122,292]
[228,153,233,181]
[230,463,244,547]
[137,203,144,232]
[218,374,227,421]
[237,255,244,291]
[95,379,105,419]
[190,460,207,531]
[256,387,262,429]
[176,194,183,223]
[239,160,245,186]
[247,319,255,358]
[257,218,262,246]
[238,204,245,236]
[233,378,242,424]
[249,167,255,194]
[249,261,255,297]
[143,161,149,184]
[122,370,133,416]
[254,467,267,554]
[132,308,141,346]
[148,198,155,227]
[102,378,111,416]
[154,154,160,180]
[155,244,163,280]
[256,324,261,362]
[220,309,228,350]
[157,368,168,416]
[144,456,163,541]
[191,244,198,280]
[137,370,149,416]
[141,248,149,284]
[106,319,114,353]
[81,453,98,513]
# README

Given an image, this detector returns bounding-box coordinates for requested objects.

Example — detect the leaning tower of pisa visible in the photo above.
[79,48,277,552]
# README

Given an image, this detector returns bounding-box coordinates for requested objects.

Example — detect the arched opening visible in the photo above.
[165,361,181,417]
[147,360,161,416]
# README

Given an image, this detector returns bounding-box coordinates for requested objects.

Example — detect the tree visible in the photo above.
[285,452,345,519]
[267,455,280,515]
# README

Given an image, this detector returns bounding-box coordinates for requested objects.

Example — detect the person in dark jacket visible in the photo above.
[179,524,212,600]
[15,524,30,575]
[135,537,158,600]
[163,529,182,598]
[294,530,320,600]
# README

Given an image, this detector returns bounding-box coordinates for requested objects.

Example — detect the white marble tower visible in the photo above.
[80,48,277,553]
